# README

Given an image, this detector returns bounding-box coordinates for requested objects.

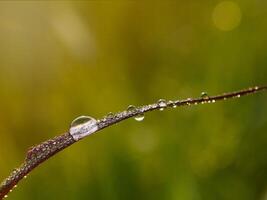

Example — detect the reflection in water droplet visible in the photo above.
[4,195,8,198]
[69,115,98,141]
[237,94,241,98]
[158,99,167,111]
[134,113,145,121]
[212,99,216,103]
[14,185,17,188]
[24,175,27,179]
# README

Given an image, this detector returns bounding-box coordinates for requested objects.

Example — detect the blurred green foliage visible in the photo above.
[0,1,266,200]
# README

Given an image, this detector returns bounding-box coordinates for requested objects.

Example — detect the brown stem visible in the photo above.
[0,85,266,199]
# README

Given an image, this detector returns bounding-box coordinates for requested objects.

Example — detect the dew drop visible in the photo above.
[107,112,113,118]
[69,115,98,141]
[14,185,17,188]
[158,99,167,111]
[201,92,209,99]
[23,175,27,179]
[134,113,145,122]
[212,99,216,103]
[127,105,136,112]
[168,100,177,108]
[4,195,8,198]
[237,94,241,98]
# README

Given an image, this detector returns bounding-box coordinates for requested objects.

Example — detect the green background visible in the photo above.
[0,1,266,200]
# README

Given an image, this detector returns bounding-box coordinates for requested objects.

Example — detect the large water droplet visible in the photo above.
[158,99,167,111]
[69,116,98,141]
[134,113,145,121]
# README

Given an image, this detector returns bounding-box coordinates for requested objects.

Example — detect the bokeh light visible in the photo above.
[212,1,242,31]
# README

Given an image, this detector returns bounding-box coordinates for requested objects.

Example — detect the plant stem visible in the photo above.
[0,85,266,199]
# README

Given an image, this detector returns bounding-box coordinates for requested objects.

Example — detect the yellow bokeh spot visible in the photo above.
[212,1,242,31]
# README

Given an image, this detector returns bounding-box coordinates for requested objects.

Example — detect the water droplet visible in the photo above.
[201,92,209,99]
[127,105,136,112]
[134,113,145,121]
[107,112,113,118]
[212,99,216,103]
[186,98,192,105]
[168,100,177,108]
[24,175,27,179]
[10,189,12,193]
[4,195,8,198]
[237,94,241,98]
[69,116,98,141]
[255,86,259,90]
[158,99,167,111]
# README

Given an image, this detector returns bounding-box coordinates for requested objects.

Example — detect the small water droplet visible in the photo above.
[127,105,136,112]
[158,99,167,111]
[4,195,8,198]
[255,86,259,90]
[201,92,209,99]
[186,98,192,105]
[212,99,216,103]
[24,175,27,179]
[10,189,12,192]
[107,112,113,118]
[168,101,177,108]
[237,94,241,98]
[69,116,98,141]
[14,185,17,188]
[134,113,145,121]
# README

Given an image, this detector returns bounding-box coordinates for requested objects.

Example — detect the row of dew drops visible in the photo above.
[70,91,229,130]
[1,175,27,199]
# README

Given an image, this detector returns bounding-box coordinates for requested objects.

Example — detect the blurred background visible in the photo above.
[0,1,266,200]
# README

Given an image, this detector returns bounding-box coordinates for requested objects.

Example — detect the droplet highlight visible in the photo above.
[69,115,98,141]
